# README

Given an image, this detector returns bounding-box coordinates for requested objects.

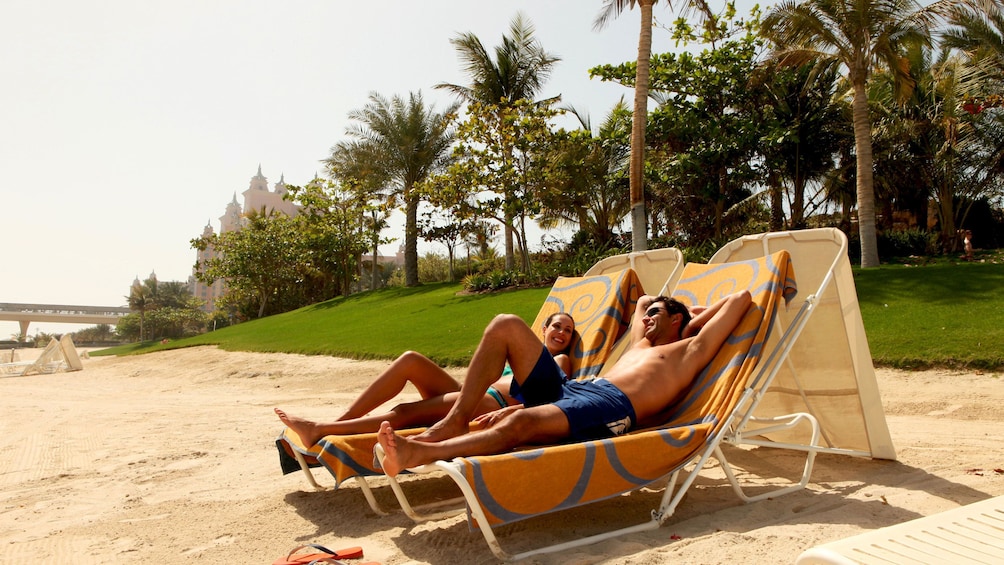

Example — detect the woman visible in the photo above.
[275,312,575,445]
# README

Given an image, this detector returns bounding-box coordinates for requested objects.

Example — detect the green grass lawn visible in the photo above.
[98,254,1004,371]
[855,256,1004,370]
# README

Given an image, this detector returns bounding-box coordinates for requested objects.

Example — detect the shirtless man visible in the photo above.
[378,290,752,477]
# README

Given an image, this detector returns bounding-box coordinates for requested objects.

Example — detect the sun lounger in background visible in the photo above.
[0,335,83,377]
[708,228,895,466]
[584,246,684,297]
[795,495,1004,564]
[275,266,649,507]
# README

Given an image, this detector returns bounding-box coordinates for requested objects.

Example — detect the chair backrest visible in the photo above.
[708,228,895,459]
[583,247,684,296]
[531,268,643,379]
[655,250,797,432]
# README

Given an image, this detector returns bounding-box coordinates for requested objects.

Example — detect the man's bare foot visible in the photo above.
[275,408,326,446]
[412,416,468,443]
[377,421,422,477]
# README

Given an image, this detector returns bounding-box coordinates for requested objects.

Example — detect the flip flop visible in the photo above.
[273,544,364,565]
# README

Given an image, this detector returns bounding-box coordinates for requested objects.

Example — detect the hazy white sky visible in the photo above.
[1,0,740,336]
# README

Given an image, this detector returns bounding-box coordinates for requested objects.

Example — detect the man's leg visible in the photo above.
[415,314,549,442]
[378,404,570,476]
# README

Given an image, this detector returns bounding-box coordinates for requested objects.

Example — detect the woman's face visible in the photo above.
[542,313,574,354]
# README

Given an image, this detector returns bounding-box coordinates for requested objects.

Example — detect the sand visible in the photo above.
[1,346,1002,564]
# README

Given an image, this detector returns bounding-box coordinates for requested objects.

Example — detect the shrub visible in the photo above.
[462,272,491,292]
[878,229,939,258]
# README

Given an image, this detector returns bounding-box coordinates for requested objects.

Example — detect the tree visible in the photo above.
[538,101,632,247]
[424,99,560,274]
[126,280,152,342]
[592,6,767,243]
[326,92,457,287]
[286,178,374,297]
[593,0,714,251]
[436,12,560,269]
[758,58,850,229]
[192,210,303,319]
[760,0,938,267]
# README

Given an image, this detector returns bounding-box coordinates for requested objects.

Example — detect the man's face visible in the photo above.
[643,302,678,342]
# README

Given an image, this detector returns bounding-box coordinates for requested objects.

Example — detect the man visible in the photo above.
[378,290,752,477]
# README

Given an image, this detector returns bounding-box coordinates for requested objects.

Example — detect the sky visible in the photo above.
[0,0,743,337]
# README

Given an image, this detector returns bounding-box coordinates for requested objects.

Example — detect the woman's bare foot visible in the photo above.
[275,408,326,446]
[412,416,468,443]
[377,421,423,477]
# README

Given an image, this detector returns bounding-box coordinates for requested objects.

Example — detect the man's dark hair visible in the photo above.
[652,296,691,337]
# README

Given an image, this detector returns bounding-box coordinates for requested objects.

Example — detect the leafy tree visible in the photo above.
[595,7,767,242]
[326,92,457,287]
[122,276,206,341]
[419,208,473,282]
[436,12,560,269]
[286,179,373,297]
[593,0,714,251]
[757,58,850,228]
[192,209,303,319]
[424,99,560,273]
[760,0,946,267]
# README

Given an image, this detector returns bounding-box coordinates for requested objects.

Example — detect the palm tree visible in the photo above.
[436,12,560,270]
[758,58,850,228]
[126,281,152,342]
[326,92,458,287]
[593,0,713,252]
[760,0,940,267]
[539,101,633,245]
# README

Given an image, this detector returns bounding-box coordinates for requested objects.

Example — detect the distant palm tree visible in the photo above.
[593,0,713,252]
[760,0,940,267]
[436,12,560,269]
[327,92,458,286]
[126,282,152,342]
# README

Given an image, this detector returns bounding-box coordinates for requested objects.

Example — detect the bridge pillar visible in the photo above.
[19,320,30,338]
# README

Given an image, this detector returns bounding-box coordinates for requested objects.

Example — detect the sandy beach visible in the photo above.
[1,346,1002,564]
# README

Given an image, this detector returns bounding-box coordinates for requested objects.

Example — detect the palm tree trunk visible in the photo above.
[768,169,784,231]
[629,0,655,252]
[405,190,420,286]
[851,80,880,267]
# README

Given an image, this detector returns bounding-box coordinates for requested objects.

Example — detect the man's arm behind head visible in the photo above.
[679,291,752,376]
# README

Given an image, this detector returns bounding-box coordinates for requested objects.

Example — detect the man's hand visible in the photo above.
[473,404,523,428]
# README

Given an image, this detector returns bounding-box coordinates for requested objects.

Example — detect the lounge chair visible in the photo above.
[275,266,652,507]
[583,246,684,297]
[0,335,83,377]
[373,228,894,561]
[796,495,1004,564]
[707,228,895,464]
[370,248,795,558]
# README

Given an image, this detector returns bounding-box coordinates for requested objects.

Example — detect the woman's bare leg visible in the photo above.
[276,391,504,445]
[337,351,460,420]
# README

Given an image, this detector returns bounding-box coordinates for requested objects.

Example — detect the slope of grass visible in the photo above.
[855,258,1004,370]
[97,255,1004,371]
[98,283,551,366]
